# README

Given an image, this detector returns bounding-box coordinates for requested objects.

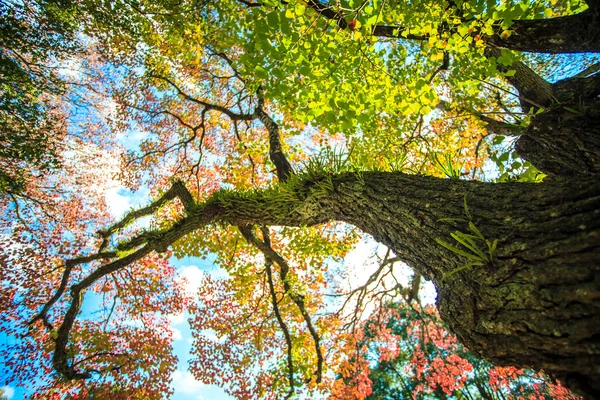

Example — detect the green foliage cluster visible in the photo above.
[0,0,79,192]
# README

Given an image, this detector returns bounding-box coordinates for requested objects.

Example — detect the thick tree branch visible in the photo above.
[486,48,554,109]
[302,0,599,53]
[31,171,600,394]
[28,251,117,330]
[585,0,600,16]
[488,10,600,53]
[253,89,294,182]
[98,181,194,250]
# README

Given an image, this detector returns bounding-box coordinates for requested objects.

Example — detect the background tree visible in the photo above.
[0,0,77,193]
[1,0,599,399]
[355,301,580,399]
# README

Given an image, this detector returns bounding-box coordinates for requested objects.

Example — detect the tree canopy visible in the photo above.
[1,0,599,399]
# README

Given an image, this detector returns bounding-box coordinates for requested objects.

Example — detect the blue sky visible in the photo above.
[0,157,435,400]
[168,257,233,400]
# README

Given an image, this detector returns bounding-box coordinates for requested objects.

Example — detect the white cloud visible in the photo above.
[171,370,207,394]
[1,386,14,399]
[168,312,186,325]
[104,186,152,229]
[171,326,183,341]
[105,187,134,219]
[177,266,205,295]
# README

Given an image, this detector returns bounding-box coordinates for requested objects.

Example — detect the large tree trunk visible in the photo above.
[488,10,600,53]
[51,169,600,396]
[510,73,600,178]
[263,172,600,398]
[516,98,600,177]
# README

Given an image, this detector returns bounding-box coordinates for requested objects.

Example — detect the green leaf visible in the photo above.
[295,4,306,16]
[254,65,268,79]
[468,221,485,240]
[442,262,485,280]
[267,11,279,28]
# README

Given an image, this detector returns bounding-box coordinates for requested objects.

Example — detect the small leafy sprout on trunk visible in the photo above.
[437,196,498,280]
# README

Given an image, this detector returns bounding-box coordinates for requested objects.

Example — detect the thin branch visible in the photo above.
[239,225,324,384]
[149,74,255,121]
[304,0,428,41]
[238,226,295,398]
[573,61,600,79]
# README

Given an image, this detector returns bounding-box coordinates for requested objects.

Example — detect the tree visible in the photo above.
[353,301,580,399]
[0,0,77,193]
[1,0,599,399]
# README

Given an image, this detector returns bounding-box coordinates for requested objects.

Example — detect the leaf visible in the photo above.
[254,65,268,79]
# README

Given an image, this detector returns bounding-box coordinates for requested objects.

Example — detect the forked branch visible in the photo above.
[239,225,324,384]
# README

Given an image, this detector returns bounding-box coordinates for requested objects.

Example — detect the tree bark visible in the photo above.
[303,172,600,399]
[203,171,600,397]
[487,47,554,109]
[487,10,600,53]
[48,170,600,397]
[515,75,600,177]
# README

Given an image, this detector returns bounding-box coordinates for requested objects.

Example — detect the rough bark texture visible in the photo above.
[517,99,600,177]
[310,173,600,399]
[45,170,600,396]
[209,172,600,398]
[515,75,600,177]
[488,10,600,53]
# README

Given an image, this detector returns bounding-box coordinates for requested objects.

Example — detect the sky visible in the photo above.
[0,114,435,399]
[0,180,436,399]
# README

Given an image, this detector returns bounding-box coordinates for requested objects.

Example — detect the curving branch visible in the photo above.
[487,10,600,54]
[31,181,197,379]
[149,74,256,121]
[239,225,324,384]
[143,69,294,182]
[239,226,296,398]
[254,88,294,182]
[28,251,118,330]
[98,181,194,251]
[27,166,600,396]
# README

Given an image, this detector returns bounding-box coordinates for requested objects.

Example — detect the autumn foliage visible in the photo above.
[1,0,599,399]
[333,303,581,400]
